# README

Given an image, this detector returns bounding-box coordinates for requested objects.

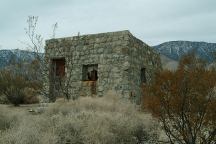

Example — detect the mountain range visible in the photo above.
[0,41,216,70]
[153,41,216,70]
[0,49,37,69]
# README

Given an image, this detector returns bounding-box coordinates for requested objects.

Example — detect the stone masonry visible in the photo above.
[45,30,161,103]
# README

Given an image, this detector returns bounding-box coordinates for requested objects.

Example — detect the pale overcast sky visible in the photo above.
[0,0,216,49]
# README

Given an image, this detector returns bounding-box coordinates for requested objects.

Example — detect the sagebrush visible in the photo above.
[0,92,160,144]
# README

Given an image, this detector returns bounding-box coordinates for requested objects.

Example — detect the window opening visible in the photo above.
[141,68,146,84]
[83,64,98,81]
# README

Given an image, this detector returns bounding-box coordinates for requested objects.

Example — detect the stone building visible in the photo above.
[45,30,161,103]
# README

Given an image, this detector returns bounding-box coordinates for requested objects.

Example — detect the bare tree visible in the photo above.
[24,16,78,102]
[24,16,43,61]
[52,34,81,101]
[23,16,49,101]
[51,22,58,39]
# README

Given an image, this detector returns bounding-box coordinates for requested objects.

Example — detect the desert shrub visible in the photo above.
[0,106,20,132]
[143,53,216,144]
[0,109,14,131]
[0,94,9,104]
[0,69,40,106]
[0,92,160,144]
[53,114,84,144]
[45,93,160,143]
[0,70,25,106]
[23,88,39,104]
[0,105,57,144]
[0,116,54,144]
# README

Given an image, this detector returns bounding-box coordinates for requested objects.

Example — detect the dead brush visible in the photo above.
[0,91,160,144]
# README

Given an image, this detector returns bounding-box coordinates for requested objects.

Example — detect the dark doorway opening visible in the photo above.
[51,58,66,98]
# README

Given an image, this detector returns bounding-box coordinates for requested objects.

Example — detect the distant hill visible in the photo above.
[0,49,39,69]
[159,54,178,70]
[153,41,216,70]
[154,41,216,63]
[1,41,216,70]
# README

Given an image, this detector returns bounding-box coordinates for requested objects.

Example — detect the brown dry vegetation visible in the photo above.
[0,61,41,106]
[0,91,160,144]
[143,53,216,144]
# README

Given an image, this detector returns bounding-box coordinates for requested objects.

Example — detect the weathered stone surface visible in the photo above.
[44,30,162,103]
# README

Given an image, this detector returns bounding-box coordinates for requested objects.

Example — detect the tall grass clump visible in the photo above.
[0,91,159,144]
[0,106,19,131]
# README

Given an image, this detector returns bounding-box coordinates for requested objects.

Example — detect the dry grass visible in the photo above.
[0,91,160,144]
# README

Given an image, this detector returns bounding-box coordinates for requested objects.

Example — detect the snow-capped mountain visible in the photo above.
[0,49,39,69]
[154,41,216,63]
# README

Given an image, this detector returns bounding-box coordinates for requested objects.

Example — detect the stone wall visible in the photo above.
[45,30,161,103]
[127,34,162,103]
